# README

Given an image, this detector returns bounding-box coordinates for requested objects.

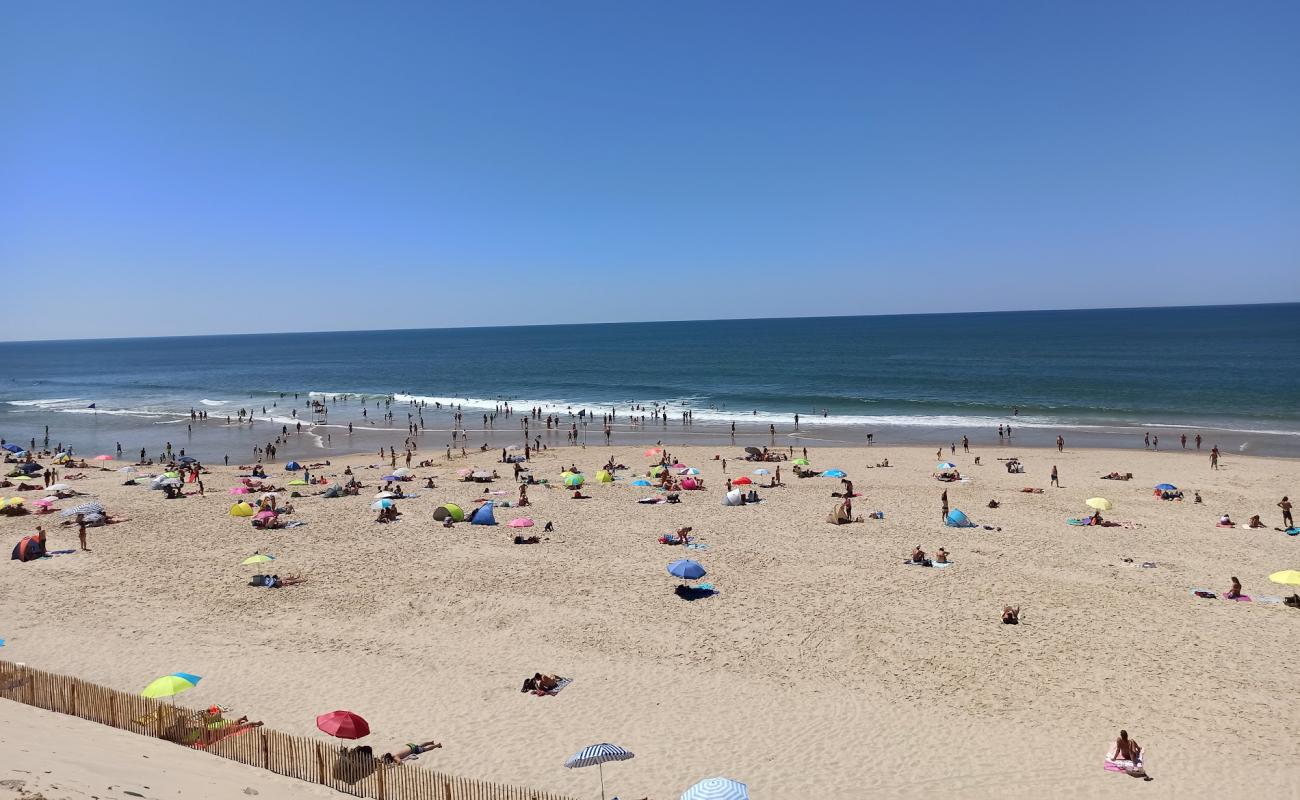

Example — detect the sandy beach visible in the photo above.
[3,441,1298,799]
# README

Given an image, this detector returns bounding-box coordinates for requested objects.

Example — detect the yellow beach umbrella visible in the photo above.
[1268,570,1300,586]
[242,554,275,565]
[1085,497,1112,511]
[141,673,200,699]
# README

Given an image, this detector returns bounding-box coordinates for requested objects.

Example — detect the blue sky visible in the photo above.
[3,0,1297,338]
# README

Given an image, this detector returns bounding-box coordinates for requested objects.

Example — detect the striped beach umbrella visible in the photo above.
[564,743,634,800]
[681,777,749,800]
[60,501,104,517]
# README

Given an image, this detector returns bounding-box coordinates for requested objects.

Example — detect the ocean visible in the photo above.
[3,303,1298,461]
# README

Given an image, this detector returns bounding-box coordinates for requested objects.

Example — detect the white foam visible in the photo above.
[8,398,82,408]
[199,399,228,406]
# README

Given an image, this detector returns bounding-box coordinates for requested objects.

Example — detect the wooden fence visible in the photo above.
[0,660,576,800]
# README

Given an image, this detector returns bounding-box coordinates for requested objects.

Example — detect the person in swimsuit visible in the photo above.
[1001,606,1020,624]
[911,545,926,563]
[935,547,949,564]
[382,740,442,765]
[1225,576,1242,599]
[1109,730,1149,779]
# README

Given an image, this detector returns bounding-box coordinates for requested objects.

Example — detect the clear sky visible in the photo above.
[3,1,1297,339]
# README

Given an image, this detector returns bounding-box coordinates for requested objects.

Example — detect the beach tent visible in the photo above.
[631,479,651,487]
[944,509,975,527]
[17,462,41,475]
[284,461,301,471]
[470,501,496,525]
[595,470,613,483]
[722,489,744,506]
[433,503,465,522]
[322,484,342,498]
[230,502,255,517]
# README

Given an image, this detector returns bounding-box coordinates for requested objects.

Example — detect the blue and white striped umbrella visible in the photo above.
[564,743,633,800]
[681,777,749,800]
[60,501,104,517]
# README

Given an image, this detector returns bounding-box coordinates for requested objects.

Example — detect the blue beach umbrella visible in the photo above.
[681,777,749,800]
[631,479,651,486]
[667,559,707,581]
[370,499,394,510]
[1155,483,1177,491]
[937,462,956,470]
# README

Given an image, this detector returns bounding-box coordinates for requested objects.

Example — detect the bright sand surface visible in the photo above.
[2,443,1298,799]
[0,699,340,800]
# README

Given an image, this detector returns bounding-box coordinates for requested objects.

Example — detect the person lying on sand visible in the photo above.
[248,574,305,588]
[571,490,590,499]
[1001,606,1020,625]
[1218,513,1234,527]
[381,740,442,765]
[513,535,541,544]
[521,673,564,693]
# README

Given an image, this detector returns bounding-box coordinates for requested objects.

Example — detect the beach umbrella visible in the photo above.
[433,503,464,522]
[1268,570,1300,587]
[61,502,104,517]
[94,454,113,462]
[48,483,70,492]
[374,491,396,499]
[937,462,956,470]
[177,456,197,464]
[163,471,180,479]
[159,478,183,487]
[793,458,810,466]
[565,743,634,800]
[471,470,493,480]
[679,467,700,476]
[681,777,749,800]
[392,467,412,477]
[242,554,275,565]
[2,497,23,508]
[371,499,394,510]
[229,487,250,494]
[668,559,707,581]
[671,463,688,469]
[824,469,847,478]
[509,517,534,528]
[32,498,54,508]
[0,444,21,453]
[644,448,663,457]
[1086,497,1113,511]
[316,710,369,740]
[744,447,762,456]
[754,469,770,475]
[649,465,666,477]
[117,466,137,473]
[141,673,201,699]
[1154,483,1177,491]
[631,479,651,487]
[252,510,276,521]
[732,476,752,485]
[230,502,255,517]
[564,473,585,487]
[457,468,474,478]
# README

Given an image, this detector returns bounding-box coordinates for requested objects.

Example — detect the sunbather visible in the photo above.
[910,545,926,564]
[248,574,305,588]
[1108,730,1149,779]
[1218,513,1234,527]
[521,673,563,693]
[381,740,442,765]
[1001,606,1020,624]
[1246,514,1265,529]
[1225,576,1242,599]
[935,547,949,564]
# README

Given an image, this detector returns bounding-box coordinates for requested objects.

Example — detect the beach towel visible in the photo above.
[637,497,666,505]
[1255,596,1284,604]
[1191,588,1217,599]
[1215,523,1236,528]
[1285,527,1300,536]
[1104,757,1143,773]
[1223,594,1252,602]
[686,542,709,550]
[903,559,952,568]
[282,520,307,529]
[1067,518,1089,526]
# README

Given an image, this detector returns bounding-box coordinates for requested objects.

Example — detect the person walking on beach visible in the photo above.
[941,490,949,521]
[76,513,89,552]
[1195,433,1202,450]
[1210,446,1220,470]
[962,435,969,453]
[1280,496,1294,528]
[1056,435,1064,453]
[1050,465,1059,487]
[1180,433,1187,449]
[1144,432,1150,449]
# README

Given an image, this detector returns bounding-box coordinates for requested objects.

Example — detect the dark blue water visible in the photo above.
[3,304,1298,459]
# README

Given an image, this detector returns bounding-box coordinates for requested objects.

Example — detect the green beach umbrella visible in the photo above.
[141,673,201,699]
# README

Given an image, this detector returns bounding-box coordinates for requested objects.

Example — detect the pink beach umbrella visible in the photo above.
[457,468,474,477]
[508,518,534,528]
[94,454,113,462]
[252,510,276,521]
[229,487,249,494]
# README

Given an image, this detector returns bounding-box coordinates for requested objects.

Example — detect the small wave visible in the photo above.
[8,398,82,408]
[199,399,228,406]
[56,408,169,418]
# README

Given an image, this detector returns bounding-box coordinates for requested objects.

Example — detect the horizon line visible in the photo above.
[2,300,1296,345]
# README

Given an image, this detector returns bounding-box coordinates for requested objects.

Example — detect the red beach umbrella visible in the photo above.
[732,476,753,485]
[316,710,370,739]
